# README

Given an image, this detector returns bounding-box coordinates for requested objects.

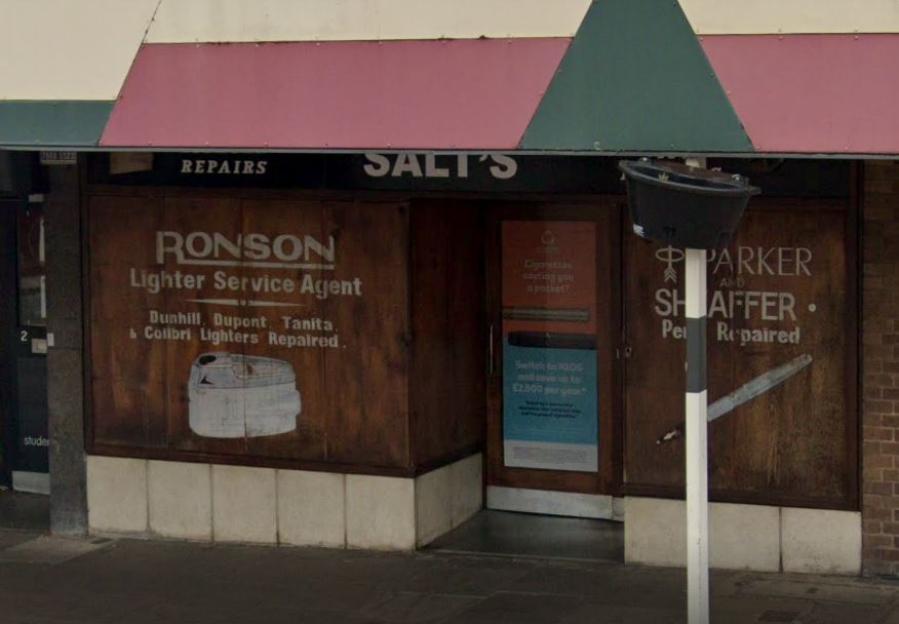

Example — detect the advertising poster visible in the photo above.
[501,221,598,472]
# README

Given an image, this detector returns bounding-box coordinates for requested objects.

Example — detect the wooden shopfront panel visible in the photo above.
[409,201,486,471]
[87,193,411,471]
[624,200,857,508]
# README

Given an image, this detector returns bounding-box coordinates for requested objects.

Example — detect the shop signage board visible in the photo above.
[88,153,851,197]
[501,221,599,472]
[39,151,77,166]
[625,204,855,507]
[87,152,623,194]
[87,196,410,467]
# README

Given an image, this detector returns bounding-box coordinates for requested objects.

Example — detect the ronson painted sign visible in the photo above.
[88,196,410,468]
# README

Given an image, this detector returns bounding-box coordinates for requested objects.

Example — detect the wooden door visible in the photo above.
[485,201,622,499]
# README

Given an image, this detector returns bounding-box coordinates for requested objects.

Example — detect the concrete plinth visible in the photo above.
[86,453,484,550]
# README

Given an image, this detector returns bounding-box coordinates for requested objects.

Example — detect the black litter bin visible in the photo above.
[618,159,760,250]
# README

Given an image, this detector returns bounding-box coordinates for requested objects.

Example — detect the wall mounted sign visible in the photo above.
[88,152,623,194]
[501,221,599,473]
[88,154,850,198]
[625,204,855,506]
[39,151,77,166]
[88,195,410,468]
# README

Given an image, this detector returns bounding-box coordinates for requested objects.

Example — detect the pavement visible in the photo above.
[0,488,50,532]
[1,526,899,624]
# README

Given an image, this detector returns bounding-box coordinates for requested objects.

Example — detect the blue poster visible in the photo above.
[503,333,598,472]
[501,221,599,472]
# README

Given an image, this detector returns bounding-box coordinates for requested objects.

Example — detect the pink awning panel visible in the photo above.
[100,39,570,150]
[702,34,899,154]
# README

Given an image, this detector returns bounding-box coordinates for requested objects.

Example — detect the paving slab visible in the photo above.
[0,535,111,565]
[737,574,898,606]
[0,528,41,550]
[441,592,586,624]
[560,604,685,624]
[710,595,813,624]
[0,490,50,531]
[403,554,539,597]
[0,530,897,624]
[358,591,483,623]
[800,602,889,624]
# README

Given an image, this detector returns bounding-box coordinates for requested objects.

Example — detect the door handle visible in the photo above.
[488,324,494,376]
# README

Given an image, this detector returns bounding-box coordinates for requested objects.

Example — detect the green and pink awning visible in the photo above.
[2,0,899,156]
[101,39,572,150]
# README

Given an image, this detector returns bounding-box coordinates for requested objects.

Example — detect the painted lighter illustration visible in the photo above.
[188,352,301,438]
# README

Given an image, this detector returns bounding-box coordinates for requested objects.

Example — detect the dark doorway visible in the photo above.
[1,198,16,488]
[0,196,49,494]
[427,510,623,562]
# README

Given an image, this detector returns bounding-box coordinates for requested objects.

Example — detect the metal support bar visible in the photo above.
[685,248,709,624]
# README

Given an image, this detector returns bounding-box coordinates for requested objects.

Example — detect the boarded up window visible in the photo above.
[624,201,856,508]
[87,194,410,469]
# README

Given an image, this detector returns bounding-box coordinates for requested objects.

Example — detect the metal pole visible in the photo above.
[685,247,709,624]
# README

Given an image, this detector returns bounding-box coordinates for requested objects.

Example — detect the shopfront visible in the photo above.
[80,152,623,546]
[73,152,860,561]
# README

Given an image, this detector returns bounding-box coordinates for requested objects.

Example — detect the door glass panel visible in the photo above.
[500,221,599,473]
[17,204,45,327]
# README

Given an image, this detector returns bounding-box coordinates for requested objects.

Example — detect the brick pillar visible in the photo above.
[862,160,899,576]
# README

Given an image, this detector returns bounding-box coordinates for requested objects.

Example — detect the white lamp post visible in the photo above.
[619,159,759,624]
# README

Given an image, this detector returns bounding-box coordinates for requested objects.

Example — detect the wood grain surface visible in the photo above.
[624,200,856,507]
[410,200,486,469]
[88,193,411,470]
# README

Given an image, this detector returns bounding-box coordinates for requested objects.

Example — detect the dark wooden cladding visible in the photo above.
[409,201,486,469]
[90,195,170,449]
[624,199,857,508]
[87,192,414,471]
[86,189,491,475]
[85,181,859,506]
[318,202,410,467]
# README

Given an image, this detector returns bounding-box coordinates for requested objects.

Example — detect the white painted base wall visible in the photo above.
[624,497,861,575]
[12,470,50,495]
[86,453,483,550]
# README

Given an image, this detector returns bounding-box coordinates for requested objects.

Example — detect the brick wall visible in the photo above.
[863,161,899,577]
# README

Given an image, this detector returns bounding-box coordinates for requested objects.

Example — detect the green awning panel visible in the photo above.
[520,0,753,153]
[0,101,114,148]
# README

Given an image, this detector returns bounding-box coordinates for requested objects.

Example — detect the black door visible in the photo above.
[13,199,49,492]
[0,199,18,487]
[0,198,50,492]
